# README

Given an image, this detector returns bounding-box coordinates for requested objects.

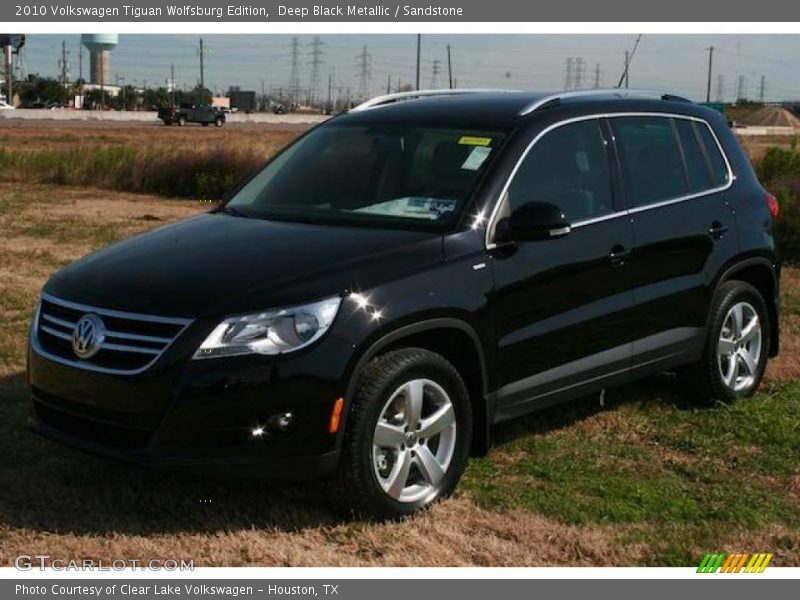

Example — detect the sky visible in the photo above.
[17,34,800,103]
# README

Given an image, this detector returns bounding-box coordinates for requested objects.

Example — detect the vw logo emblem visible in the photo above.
[72,313,105,360]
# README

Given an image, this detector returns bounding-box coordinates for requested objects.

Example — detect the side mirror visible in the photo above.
[497,201,571,243]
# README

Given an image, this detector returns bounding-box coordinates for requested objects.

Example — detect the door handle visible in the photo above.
[609,245,631,267]
[709,221,729,240]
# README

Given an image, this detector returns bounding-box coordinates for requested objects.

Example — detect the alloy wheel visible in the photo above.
[717,301,762,392]
[371,378,457,504]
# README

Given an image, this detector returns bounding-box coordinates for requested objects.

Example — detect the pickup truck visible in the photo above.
[158,104,226,127]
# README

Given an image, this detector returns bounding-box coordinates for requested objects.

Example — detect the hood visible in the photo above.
[45,213,444,317]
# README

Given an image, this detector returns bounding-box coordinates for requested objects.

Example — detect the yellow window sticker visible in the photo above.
[458,136,492,147]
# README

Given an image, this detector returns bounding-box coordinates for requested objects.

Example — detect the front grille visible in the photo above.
[35,294,192,374]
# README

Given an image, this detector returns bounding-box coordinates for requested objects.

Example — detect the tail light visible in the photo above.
[766,193,780,220]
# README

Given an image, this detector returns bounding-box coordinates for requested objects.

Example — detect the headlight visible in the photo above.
[193,296,341,359]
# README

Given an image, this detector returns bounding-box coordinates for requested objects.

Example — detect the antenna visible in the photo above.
[617,34,642,88]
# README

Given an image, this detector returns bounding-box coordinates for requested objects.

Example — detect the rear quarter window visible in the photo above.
[611,116,688,208]
[695,123,730,187]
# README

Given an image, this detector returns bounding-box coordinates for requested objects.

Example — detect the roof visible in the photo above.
[334,89,699,129]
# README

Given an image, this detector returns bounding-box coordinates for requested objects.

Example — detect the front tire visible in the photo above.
[682,280,770,403]
[177,116,186,127]
[339,348,472,519]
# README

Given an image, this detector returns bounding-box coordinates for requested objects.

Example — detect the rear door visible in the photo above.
[489,118,636,418]
[609,115,736,370]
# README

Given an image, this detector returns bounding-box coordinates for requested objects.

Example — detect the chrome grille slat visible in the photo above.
[33,293,193,375]
[40,313,76,329]
[100,342,161,356]
[104,330,172,345]
[40,324,72,341]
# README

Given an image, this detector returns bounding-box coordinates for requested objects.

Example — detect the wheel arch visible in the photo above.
[343,318,492,457]
[715,256,780,357]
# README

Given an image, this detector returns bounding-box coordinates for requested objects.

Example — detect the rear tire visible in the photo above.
[338,348,472,519]
[680,280,770,404]
[177,116,186,127]
[215,117,224,128]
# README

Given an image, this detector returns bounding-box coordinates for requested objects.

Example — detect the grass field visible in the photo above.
[0,123,798,567]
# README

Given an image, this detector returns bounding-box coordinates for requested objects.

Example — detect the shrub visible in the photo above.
[754,144,800,262]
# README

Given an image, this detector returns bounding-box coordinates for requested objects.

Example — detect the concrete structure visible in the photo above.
[80,34,118,86]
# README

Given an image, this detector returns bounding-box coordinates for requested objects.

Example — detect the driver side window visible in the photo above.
[507,119,613,222]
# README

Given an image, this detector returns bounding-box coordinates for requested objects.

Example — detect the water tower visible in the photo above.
[80,34,118,86]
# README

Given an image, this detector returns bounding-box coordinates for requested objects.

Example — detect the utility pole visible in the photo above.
[446,44,453,89]
[170,64,175,107]
[415,34,421,91]
[705,46,714,103]
[327,71,333,113]
[288,37,300,107]
[59,40,69,106]
[759,75,766,103]
[386,73,391,94]
[4,43,12,105]
[198,37,207,104]
[715,74,724,103]
[594,63,601,88]
[308,36,324,108]
[78,45,83,85]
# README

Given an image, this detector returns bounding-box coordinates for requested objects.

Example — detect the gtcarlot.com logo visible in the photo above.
[697,552,773,573]
[14,554,194,571]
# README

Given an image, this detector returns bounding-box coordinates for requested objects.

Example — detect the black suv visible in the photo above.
[28,89,780,518]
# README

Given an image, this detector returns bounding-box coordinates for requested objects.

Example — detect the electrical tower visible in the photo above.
[430,59,441,88]
[594,63,601,88]
[573,57,585,89]
[564,57,573,90]
[715,75,724,103]
[737,75,746,102]
[288,37,301,106]
[308,36,324,108]
[356,45,371,101]
[759,75,766,103]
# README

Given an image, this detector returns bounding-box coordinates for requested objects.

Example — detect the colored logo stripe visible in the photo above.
[697,552,773,573]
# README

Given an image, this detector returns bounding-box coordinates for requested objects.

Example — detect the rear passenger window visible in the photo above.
[675,119,713,192]
[507,119,613,222]
[696,123,730,187]
[611,117,688,208]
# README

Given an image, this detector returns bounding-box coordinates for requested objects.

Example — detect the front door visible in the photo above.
[489,118,636,419]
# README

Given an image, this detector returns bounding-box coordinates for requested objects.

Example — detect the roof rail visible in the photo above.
[351,88,519,112]
[518,88,693,116]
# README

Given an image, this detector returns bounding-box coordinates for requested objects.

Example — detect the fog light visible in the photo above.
[267,411,295,432]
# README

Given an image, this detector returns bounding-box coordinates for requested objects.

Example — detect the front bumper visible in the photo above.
[27,332,355,480]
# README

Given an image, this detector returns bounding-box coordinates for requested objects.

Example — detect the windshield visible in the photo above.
[226,123,505,230]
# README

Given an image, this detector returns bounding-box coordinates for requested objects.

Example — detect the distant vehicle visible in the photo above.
[158,104,225,127]
[272,104,287,115]
[0,100,14,110]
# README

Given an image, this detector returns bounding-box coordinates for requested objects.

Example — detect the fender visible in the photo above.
[712,255,780,356]
[339,317,493,456]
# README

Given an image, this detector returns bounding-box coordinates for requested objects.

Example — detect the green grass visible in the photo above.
[462,378,800,564]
